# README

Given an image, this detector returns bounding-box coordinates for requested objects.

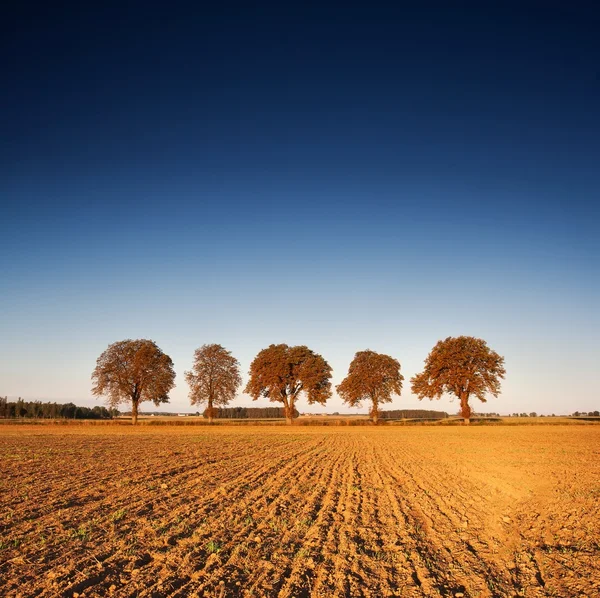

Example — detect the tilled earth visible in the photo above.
[1,425,599,597]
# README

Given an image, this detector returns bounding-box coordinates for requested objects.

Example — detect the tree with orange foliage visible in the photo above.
[184,344,242,423]
[244,344,332,424]
[411,336,505,425]
[336,350,403,424]
[91,339,176,425]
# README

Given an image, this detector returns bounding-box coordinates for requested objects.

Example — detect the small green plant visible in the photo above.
[206,540,221,554]
[268,518,286,532]
[76,525,89,541]
[111,509,126,522]
[373,550,391,562]
[296,517,314,529]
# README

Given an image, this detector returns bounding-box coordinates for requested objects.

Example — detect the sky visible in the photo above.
[1,2,599,415]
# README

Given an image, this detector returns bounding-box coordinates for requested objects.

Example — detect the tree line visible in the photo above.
[509,411,600,418]
[91,336,506,425]
[0,397,117,420]
[379,409,448,420]
[205,406,300,420]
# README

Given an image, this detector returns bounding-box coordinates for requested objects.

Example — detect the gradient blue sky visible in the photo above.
[1,2,599,415]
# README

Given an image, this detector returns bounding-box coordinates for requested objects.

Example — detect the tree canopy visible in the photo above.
[184,344,241,422]
[91,339,176,424]
[244,344,332,424]
[410,336,505,424]
[336,350,403,423]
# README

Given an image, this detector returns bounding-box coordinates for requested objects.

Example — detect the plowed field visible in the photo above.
[1,425,599,597]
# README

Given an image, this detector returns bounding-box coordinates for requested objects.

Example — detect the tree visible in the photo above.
[184,344,242,423]
[411,336,505,425]
[16,397,25,418]
[91,339,176,425]
[244,344,332,424]
[336,350,403,424]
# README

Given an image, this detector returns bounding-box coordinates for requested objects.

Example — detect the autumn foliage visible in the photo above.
[411,336,505,424]
[89,336,506,426]
[336,350,403,423]
[184,344,242,423]
[244,344,332,424]
[91,339,176,424]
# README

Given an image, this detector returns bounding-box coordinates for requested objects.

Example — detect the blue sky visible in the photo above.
[1,2,598,414]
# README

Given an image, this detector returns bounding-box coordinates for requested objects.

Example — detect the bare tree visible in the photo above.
[244,344,332,424]
[336,350,403,424]
[184,344,241,423]
[411,336,505,425]
[91,339,176,425]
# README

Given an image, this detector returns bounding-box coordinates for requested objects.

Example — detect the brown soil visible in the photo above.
[1,425,599,597]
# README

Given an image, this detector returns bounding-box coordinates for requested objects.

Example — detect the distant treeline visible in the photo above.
[509,411,599,418]
[380,409,449,420]
[205,406,300,419]
[212,408,448,420]
[0,397,117,420]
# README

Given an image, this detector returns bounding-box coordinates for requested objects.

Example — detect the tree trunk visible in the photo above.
[208,398,213,424]
[131,400,138,425]
[286,398,294,425]
[371,399,379,425]
[460,392,471,426]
